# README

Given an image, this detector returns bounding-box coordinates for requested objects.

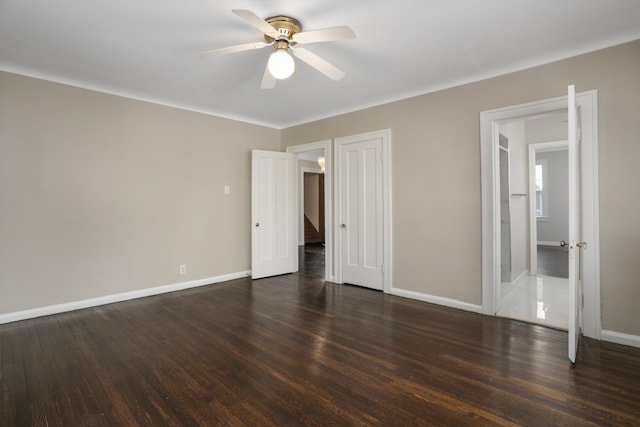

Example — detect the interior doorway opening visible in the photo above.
[480,89,600,340]
[286,140,334,282]
[303,171,325,245]
[301,168,326,281]
[492,111,570,330]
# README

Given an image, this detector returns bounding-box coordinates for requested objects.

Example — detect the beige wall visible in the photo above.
[2,40,639,337]
[282,40,640,336]
[0,72,280,314]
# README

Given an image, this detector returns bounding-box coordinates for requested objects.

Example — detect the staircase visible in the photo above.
[304,215,322,244]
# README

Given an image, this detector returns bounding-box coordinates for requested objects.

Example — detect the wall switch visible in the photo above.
[179,264,186,275]
[224,185,230,195]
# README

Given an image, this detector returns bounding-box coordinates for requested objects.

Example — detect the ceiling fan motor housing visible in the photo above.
[264,15,302,43]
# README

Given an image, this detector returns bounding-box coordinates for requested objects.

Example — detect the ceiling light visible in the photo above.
[268,47,295,80]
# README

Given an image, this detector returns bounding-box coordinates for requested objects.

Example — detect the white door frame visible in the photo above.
[334,129,392,293]
[480,91,601,339]
[528,140,568,276]
[286,140,333,282]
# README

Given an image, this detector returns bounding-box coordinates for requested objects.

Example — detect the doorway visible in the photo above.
[303,171,325,245]
[301,168,326,281]
[529,140,569,279]
[480,90,601,339]
[286,140,333,282]
[492,112,570,329]
[286,130,392,290]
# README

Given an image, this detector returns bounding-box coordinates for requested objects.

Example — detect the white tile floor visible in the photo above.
[496,275,568,330]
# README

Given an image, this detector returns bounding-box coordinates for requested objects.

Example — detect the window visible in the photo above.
[535,159,548,219]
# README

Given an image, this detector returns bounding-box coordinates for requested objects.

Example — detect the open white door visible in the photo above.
[567,84,583,363]
[251,150,298,279]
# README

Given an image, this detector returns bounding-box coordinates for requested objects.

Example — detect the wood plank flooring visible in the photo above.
[2,247,640,426]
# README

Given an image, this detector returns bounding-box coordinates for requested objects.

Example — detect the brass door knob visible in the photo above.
[560,240,587,249]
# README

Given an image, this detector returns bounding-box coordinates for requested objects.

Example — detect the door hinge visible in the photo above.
[381,264,384,275]
[578,126,582,144]
[581,292,584,307]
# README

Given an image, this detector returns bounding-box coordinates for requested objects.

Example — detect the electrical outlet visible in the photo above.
[179,264,186,275]
[224,185,230,195]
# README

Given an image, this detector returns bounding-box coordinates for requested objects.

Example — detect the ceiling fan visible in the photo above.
[200,9,356,89]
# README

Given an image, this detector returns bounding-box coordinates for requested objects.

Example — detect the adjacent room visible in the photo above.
[1,1,640,425]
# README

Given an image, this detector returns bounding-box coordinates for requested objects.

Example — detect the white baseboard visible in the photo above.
[537,241,560,246]
[388,290,639,349]
[601,330,640,348]
[0,271,251,325]
[388,287,482,314]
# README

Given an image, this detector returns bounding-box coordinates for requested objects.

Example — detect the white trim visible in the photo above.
[4,33,637,129]
[480,90,601,339]
[509,269,529,285]
[389,287,482,314]
[0,67,283,129]
[0,271,250,324]
[601,330,640,349]
[298,166,323,246]
[334,129,392,293]
[286,140,334,282]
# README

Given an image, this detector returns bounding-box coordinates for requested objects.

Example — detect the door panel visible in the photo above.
[340,139,383,290]
[251,150,298,279]
[567,85,581,363]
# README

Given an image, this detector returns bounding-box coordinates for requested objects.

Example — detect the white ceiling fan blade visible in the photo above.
[260,63,276,89]
[232,9,279,38]
[292,26,356,45]
[292,47,345,81]
[200,41,269,58]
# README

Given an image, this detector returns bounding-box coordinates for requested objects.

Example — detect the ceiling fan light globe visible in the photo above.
[268,49,295,79]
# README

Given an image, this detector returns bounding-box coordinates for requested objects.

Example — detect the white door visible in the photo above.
[567,84,583,363]
[338,138,384,290]
[251,150,298,279]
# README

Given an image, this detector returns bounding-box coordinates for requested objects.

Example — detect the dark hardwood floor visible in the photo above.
[2,246,640,426]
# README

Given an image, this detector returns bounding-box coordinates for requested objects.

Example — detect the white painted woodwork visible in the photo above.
[567,84,581,363]
[251,150,298,279]
[480,90,600,340]
[337,136,384,290]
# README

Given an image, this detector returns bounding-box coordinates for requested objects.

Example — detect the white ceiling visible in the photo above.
[1,1,639,129]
